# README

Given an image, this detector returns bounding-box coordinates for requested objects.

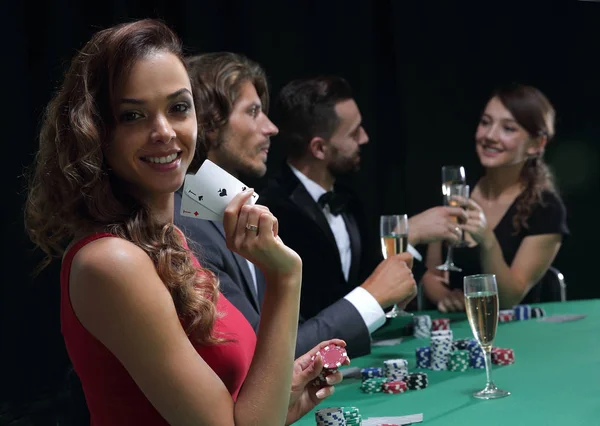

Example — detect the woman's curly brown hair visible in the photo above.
[24,19,223,345]
[493,84,557,234]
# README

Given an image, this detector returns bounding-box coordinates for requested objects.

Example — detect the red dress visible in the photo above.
[60,233,257,425]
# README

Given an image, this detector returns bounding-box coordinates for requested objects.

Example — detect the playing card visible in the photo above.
[180,188,222,221]
[538,314,587,323]
[183,159,259,220]
[372,337,404,347]
[362,414,423,425]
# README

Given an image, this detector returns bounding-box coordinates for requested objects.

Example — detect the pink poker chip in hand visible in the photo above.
[315,344,348,370]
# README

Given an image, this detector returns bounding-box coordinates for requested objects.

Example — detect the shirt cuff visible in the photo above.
[408,244,422,262]
[344,286,386,334]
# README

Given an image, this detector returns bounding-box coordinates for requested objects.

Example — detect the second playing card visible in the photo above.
[191,160,259,217]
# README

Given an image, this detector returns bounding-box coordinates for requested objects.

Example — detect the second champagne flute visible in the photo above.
[380,214,411,318]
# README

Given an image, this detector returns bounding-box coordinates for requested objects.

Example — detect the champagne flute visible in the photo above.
[380,214,411,318]
[437,182,470,271]
[464,274,510,399]
[441,165,466,197]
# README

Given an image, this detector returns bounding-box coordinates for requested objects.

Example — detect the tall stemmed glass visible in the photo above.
[380,214,411,318]
[437,165,468,272]
[464,274,510,399]
[441,165,466,198]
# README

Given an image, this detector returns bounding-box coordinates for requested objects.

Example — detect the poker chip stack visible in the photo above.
[508,304,547,321]
[341,406,362,426]
[311,344,349,386]
[448,350,470,372]
[415,337,515,374]
[315,407,347,426]
[452,338,473,351]
[468,341,486,369]
[383,359,408,381]
[492,348,515,365]
[513,304,532,320]
[360,377,387,394]
[498,310,515,323]
[430,330,453,371]
[531,307,546,318]
[413,315,432,339]
[415,346,431,368]
[431,318,450,331]
[360,367,384,381]
[431,329,454,340]
[358,362,430,395]
[404,372,429,390]
[382,380,408,394]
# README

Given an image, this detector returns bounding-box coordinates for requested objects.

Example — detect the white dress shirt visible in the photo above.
[289,165,387,333]
[289,165,423,333]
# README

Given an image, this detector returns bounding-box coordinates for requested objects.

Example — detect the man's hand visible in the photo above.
[361,253,417,309]
[285,339,349,425]
[409,206,467,246]
[437,288,466,313]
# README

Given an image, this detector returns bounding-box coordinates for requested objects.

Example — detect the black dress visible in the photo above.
[444,189,569,302]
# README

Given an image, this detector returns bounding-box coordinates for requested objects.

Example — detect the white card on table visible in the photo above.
[538,314,587,323]
[180,188,222,221]
[362,413,423,425]
[372,337,404,347]
[185,160,258,220]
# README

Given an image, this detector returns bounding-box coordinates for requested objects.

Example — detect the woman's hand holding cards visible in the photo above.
[224,189,302,283]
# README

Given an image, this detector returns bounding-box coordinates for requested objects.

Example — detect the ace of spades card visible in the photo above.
[181,159,259,221]
[180,184,222,221]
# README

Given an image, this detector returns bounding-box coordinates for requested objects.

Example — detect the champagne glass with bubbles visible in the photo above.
[464,274,510,399]
[380,214,411,318]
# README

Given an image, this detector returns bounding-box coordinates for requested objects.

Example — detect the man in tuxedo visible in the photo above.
[174,53,418,358]
[260,76,466,331]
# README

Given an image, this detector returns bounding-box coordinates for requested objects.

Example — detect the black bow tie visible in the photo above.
[318,191,349,216]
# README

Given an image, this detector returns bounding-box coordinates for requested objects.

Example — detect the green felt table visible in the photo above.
[294,300,600,426]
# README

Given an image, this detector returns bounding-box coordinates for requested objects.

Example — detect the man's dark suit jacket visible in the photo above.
[174,190,371,358]
[259,165,385,346]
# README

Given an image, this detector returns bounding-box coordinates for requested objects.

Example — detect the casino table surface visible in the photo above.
[294,300,600,426]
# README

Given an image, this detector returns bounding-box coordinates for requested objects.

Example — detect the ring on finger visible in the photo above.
[245,223,259,232]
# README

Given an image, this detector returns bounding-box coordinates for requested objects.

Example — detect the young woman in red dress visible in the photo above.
[25,19,346,426]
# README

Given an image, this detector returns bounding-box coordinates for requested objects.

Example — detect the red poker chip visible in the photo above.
[491,348,515,365]
[382,380,408,393]
[431,318,450,331]
[316,344,348,370]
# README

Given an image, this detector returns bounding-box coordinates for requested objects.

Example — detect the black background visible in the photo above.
[3,0,599,415]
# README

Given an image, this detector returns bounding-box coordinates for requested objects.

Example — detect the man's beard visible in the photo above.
[327,152,360,178]
[214,131,267,178]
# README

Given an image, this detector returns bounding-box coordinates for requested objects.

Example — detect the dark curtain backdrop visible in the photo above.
[3,0,599,416]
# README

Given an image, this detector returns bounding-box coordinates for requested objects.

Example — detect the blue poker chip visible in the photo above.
[514,304,532,320]
[360,367,383,379]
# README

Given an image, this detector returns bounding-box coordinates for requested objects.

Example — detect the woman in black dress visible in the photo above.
[422,84,569,312]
